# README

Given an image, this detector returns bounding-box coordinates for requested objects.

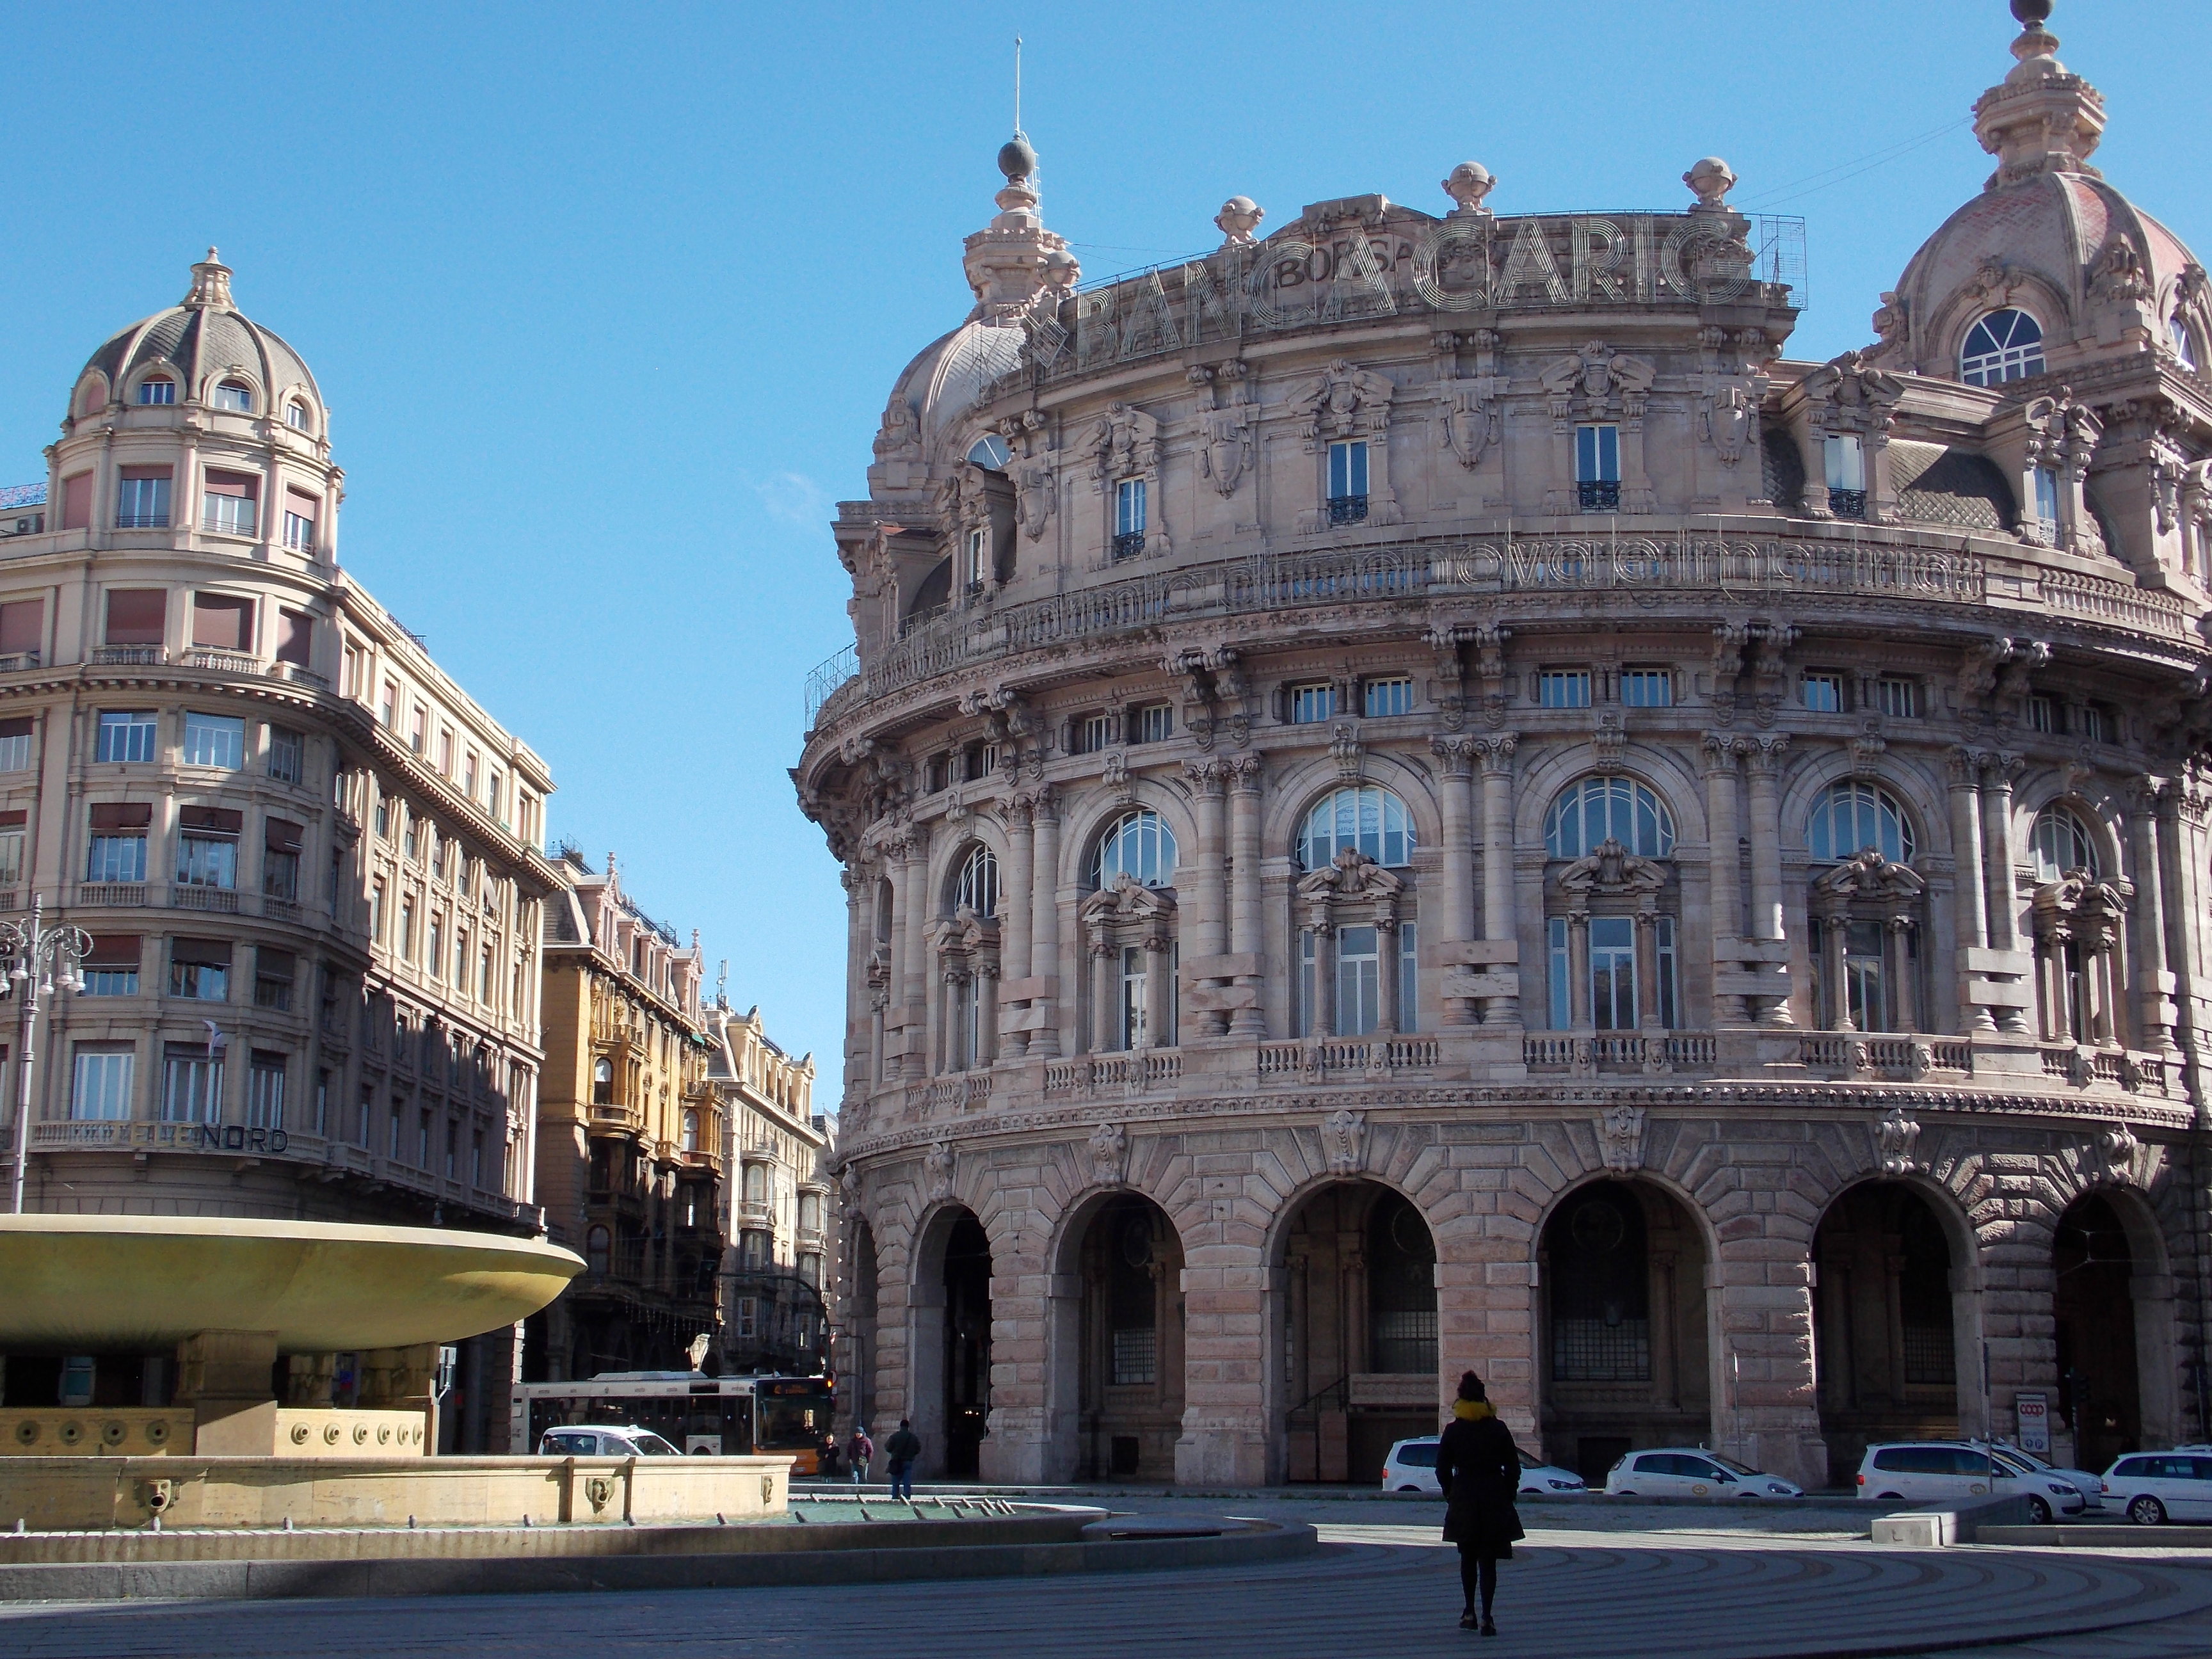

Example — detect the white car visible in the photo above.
[1854,1441,2085,1523]
[1381,1436,1589,1496]
[1606,1447,1802,1498]
[1985,1442,2104,1512]
[2101,1452,2212,1525]
[538,1424,685,1457]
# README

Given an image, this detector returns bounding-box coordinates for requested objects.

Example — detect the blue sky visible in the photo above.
[1,2,2203,1082]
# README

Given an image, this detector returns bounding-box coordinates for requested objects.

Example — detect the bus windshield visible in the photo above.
[756,1379,834,1452]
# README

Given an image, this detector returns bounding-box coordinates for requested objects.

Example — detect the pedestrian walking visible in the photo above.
[846,1423,874,1486]
[1433,1370,1524,1637]
[885,1418,921,1501]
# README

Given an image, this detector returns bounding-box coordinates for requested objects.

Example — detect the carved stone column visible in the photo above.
[1744,737,1793,1026]
[1144,929,1173,1048]
[1308,914,1337,1039]
[1000,796,1035,1057]
[2126,776,2177,1051]
[1887,917,1917,1032]
[1089,926,1118,1054]
[1030,787,1062,1057]
[977,963,999,1063]
[1980,753,2029,1035]
[1228,757,1265,1036]
[1376,915,1400,1036]
[1477,734,1521,1026]
[1823,908,1852,1031]
[1946,748,1994,1032]
[1568,908,1592,1029]
[1634,906,1663,1032]
[1185,760,1230,1036]
[940,965,965,1074]
[1703,734,1746,1024]
[1431,735,1478,947]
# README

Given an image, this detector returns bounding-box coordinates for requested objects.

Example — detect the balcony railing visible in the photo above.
[1111,531,1147,559]
[115,511,169,530]
[90,645,163,667]
[1522,1031,1715,1073]
[171,884,240,913]
[1826,487,1868,520]
[1797,1032,1971,1079]
[182,648,259,675]
[0,651,41,672]
[202,503,258,536]
[1326,494,1368,527]
[1258,1037,1439,1075]
[76,883,147,906]
[1576,479,1621,511]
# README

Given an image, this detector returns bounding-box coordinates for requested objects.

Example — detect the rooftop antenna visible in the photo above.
[1013,35,1024,138]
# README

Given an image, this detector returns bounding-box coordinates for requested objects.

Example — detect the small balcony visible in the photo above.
[89,646,163,668]
[1576,479,1621,512]
[588,1100,645,1135]
[170,884,240,914]
[0,651,42,672]
[76,883,147,907]
[1827,486,1869,520]
[1111,530,1147,560]
[1326,494,1368,527]
[182,648,260,675]
[115,510,169,531]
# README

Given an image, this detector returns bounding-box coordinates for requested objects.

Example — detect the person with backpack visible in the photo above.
[845,1423,874,1486]
[1433,1370,1525,1637]
[885,1418,922,1500]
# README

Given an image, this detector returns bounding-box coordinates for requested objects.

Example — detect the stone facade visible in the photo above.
[526,851,712,1378]
[0,250,561,1452]
[796,10,2212,1491]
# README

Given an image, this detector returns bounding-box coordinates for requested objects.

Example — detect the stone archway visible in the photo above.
[1277,1180,1438,1484]
[1811,1182,1962,1487]
[844,1218,879,1436]
[1050,1192,1187,1481]
[2054,1192,2144,1471]
[910,1206,992,1479]
[1537,1178,1711,1485]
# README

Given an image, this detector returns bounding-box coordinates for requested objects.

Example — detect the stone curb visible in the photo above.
[0,1519,1318,1603]
[1976,1522,2212,1548]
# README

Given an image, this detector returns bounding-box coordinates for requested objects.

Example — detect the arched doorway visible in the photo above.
[911,1206,992,1479]
[1279,1182,1438,1483]
[1812,1183,1961,1487]
[1064,1193,1185,1480]
[1538,1180,1710,1485]
[845,1219,879,1435]
[2055,1194,2141,1471]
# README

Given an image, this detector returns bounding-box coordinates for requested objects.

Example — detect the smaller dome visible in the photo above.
[73,250,324,426]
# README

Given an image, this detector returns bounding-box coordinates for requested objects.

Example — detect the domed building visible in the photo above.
[0,251,559,1448]
[796,3,2212,1490]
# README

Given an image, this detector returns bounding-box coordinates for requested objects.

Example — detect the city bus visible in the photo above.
[510,1372,835,1472]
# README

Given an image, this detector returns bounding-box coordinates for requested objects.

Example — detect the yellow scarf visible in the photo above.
[1452,1399,1495,1422]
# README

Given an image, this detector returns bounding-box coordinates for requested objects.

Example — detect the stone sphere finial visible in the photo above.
[2011,0,2053,26]
[1683,156,1738,210]
[1441,162,1495,216]
[997,134,1038,184]
[1214,196,1264,247]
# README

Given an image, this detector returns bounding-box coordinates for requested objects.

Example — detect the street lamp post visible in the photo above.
[4,895,93,1215]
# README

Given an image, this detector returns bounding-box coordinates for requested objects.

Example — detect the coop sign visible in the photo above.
[1057,212,1770,374]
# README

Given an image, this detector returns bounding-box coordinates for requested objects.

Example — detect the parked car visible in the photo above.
[1605,1448,1802,1498]
[1854,1442,2083,1523]
[1985,1441,2105,1512]
[1381,1436,1589,1496]
[538,1425,685,1457]
[2101,1452,2212,1525]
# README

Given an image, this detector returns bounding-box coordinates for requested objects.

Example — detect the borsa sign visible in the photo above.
[1052,210,1796,376]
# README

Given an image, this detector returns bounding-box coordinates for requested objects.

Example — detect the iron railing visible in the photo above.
[1827,488,1868,520]
[1110,530,1147,559]
[1576,480,1621,512]
[1326,494,1368,527]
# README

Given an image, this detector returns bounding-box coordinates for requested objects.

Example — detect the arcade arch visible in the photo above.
[1045,1192,1187,1482]
[911,1206,993,1478]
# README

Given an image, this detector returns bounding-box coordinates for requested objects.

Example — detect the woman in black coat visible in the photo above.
[1432,1370,1524,1635]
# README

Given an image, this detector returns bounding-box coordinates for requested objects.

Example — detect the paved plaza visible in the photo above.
[5,1497,2212,1658]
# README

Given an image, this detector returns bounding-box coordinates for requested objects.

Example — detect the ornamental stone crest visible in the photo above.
[1876,1105,1921,1176]
[1558,837,1668,899]
[1294,358,1393,446]
[1320,1108,1367,1176]
[1598,1103,1646,1173]
[1086,1121,1128,1187]
[923,1139,955,1204]
[2086,1122,2142,1187]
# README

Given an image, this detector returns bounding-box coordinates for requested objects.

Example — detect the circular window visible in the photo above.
[1295,785,1415,871]
[1569,1201,1626,1254]
[1960,309,2046,387]
[1089,809,1176,889]
[1544,776,1675,860]
[2031,806,2099,882]
[1807,781,1914,863]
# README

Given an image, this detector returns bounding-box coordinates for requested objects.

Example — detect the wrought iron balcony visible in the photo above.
[1827,487,1868,520]
[1576,479,1621,511]
[1326,494,1368,527]
[1111,530,1147,559]
[115,511,170,530]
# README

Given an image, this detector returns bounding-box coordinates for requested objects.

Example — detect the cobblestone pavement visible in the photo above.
[4,1497,2211,1658]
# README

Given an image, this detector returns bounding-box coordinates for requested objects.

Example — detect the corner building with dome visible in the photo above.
[796,5,2212,1490]
[0,252,560,1450]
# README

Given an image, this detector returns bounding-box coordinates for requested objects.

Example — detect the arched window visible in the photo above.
[591,1055,613,1105]
[952,844,998,917]
[585,1224,609,1275]
[212,380,253,413]
[680,1109,700,1153]
[136,376,176,406]
[285,399,310,431]
[1807,781,1914,863]
[2031,805,2099,883]
[1960,309,2045,387]
[966,434,1011,470]
[1544,776,1675,860]
[1088,808,1176,889]
[743,1161,767,1206]
[2171,317,2199,372]
[1295,785,1416,870]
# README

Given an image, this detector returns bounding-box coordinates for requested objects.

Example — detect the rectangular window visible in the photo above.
[97,710,157,763]
[1823,433,1867,518]
[0,715,31,772]
[161,1043,223,1123]
[1589,916,1637,1030]
[1114,477,1147,557]
[1077,712,1112,755]
[409,705,426,753]
[0,821,23,887]
[480,947,493,1002]
[463,752,478,797]
[2028,694,2056,734]
[168,939,231,1000]
[486,769,504,823]
[400,897,417,959]
[182,711,244,768]
[103,589,166,646]
[428,915,444,978]
[2082,702,2115,744]
[380,680,397,727]
[1538,669,1591,709]
[264,817,303,901]
[370,879,387,942]
[138,379,175,406]
[1801,672,1845,713]
[86,810,149,881]
[81,934,140,996]
[274,608,312,668]
[343,641,367,700]
[1326,439,1368,524]
[1575,424,1620,510]
[175,806,241,889]
[1132,703,1173,744]
[1621,668,1673,708]
[1118,945,1148,1050]
[115,469,171,530]
[1288,683,1334,724]
[70,1046,134,1121]
[1657,916,1679,1029]
[1555,917,1580,1030]
[1876,677,1919,719]
[61,472,92,532]
[1363,677,1414,717]
[255,947,295,1011]
[417,1110,431,1169]
[201,472,259,537]
[282,490,318,552]
[246,1052,285,1130]
[388,1104,402,1160]
[2033,465,2062,528]
[0,598,44,660]
[266,725,303,784]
